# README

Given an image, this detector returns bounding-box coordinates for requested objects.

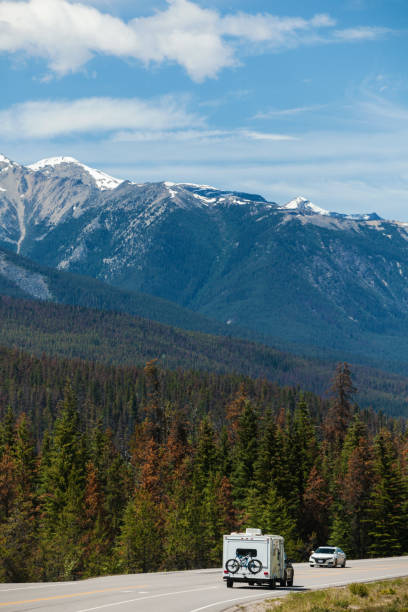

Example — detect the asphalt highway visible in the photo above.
[0,556,407,612]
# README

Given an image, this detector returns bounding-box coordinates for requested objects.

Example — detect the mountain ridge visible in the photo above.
[2,154,408,375]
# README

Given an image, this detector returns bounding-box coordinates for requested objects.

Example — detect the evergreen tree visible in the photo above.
[37,383,87,580]
[116,487,162,573]
[367,430,407,557]
[231,397,258,505]
[330,417,374,557]
[0,414,38,581]
[194,416,219,489]
[324,362,356,449]
[143,360,166,445]
[302,465,332,545]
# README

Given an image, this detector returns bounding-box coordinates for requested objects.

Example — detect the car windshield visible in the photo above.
[315,547,335,554]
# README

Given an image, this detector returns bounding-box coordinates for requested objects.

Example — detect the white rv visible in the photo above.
[222,528,293,588]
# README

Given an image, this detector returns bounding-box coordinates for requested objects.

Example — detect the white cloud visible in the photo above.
[0,0,385,81]
[0,0,234,80]
[333,26,391,41]
[254,105,326,119]
[113,128,297,143]
[359,97,408,123]
[220,12,335,45]
[113,129,231,142]
[0,96,202,139]
[8,117,408,220]
[240,130,297,141]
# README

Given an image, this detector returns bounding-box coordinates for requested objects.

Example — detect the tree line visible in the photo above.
[0,360,407,582]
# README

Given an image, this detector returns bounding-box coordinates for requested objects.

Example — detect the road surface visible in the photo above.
[0,556,407,612]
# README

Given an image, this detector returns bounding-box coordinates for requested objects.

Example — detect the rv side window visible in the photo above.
[236,548,257,558]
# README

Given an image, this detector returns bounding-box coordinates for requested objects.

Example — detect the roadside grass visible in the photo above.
[261,577,408,612]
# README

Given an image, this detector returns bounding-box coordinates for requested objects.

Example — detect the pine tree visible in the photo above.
[194,416,219,489]
[37,383,87,580]
[324,363,356,449]
[330,417,374,557]
[231,397,258,505]
[302,465,332,545]
[0,414,39,581]
[367,430,407,557]
[252,409,278,497]
[116,488,162,573]
[143,360,166,445]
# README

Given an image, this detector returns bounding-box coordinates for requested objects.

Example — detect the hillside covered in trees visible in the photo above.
[0,358,407,582]
[2,296,408,417]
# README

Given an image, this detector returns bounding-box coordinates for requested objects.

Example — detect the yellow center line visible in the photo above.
[0,585,148,607]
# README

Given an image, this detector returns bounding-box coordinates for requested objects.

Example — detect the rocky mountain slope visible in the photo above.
[2,154,408,372]
[0,244,240,338]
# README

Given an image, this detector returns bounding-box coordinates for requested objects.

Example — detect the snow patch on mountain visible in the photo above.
[165,183,177,199]
[58,242,88,270]
[15,195,26,254]
[28,156,78,170]
[192,193,217,205]
[0,154,14,167]
[0,253,52,300]
[283,196,330,216]
[28,157,123,191]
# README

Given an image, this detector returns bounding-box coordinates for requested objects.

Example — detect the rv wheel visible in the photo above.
[269,579,276,589]
[226,579,233,588]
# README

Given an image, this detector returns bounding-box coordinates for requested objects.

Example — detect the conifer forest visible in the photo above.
[0,349,407,583]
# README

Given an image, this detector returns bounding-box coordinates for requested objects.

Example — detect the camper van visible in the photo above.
[222,528,294,588]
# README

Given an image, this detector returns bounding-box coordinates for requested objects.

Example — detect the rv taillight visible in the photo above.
[224,570,229,574]
[264,572,269,576]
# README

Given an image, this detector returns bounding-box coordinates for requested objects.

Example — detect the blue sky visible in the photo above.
[1,0,408,219]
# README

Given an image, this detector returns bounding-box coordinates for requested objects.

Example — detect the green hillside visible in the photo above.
[1,295,408,417]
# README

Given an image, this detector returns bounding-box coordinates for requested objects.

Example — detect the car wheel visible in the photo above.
[342,560,346,568]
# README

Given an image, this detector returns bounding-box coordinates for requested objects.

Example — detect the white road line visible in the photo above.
[189,572,408,612]
[189,593,279,612]
[75,586,219,612]
[0,583,75,593]
[308,573,408,589]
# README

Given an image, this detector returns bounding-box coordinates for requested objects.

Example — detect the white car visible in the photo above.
[309,546,346,567]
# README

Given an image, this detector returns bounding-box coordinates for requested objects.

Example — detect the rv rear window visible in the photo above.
[236,548,257,558]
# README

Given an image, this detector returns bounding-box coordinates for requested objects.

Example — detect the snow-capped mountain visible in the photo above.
[2,153,408,368]
[27,156,124,191]
[282,195,330,216]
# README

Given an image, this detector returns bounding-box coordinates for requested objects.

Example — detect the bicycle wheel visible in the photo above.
[248,559,262,574]
[226,558,240,573]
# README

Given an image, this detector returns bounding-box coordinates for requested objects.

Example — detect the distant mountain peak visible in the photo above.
[27,156,124,191]
[283,196,330,216]
[0,154,17,168]
[28,156,80,169]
